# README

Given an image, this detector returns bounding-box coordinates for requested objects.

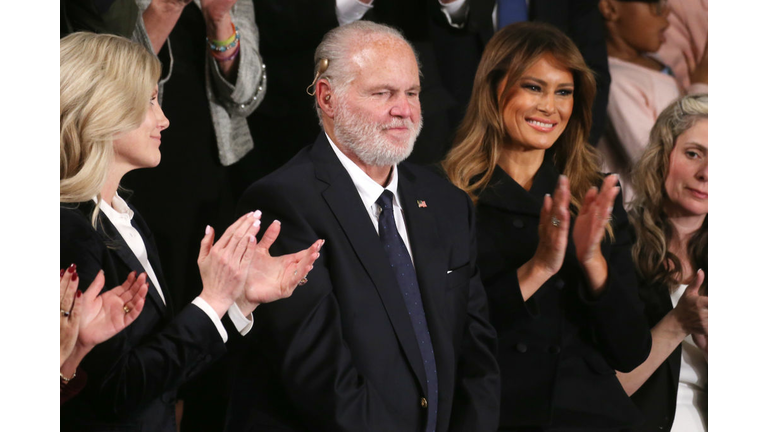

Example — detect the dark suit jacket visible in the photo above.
[60,202,232,432]
[475,162,651,430]
[225,134,500,432]
[625,279,683,432]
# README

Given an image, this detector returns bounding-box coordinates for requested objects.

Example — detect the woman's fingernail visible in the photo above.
[253,219,261,227]
[76,290,81,298]
[249,235,255,243]
[72,272,78,281]
[205,225,212,235]
[60,269,65,277]
[545,193,551,198]
[254,210,262,218]
[68,264,76,273]
[274,220,281,225]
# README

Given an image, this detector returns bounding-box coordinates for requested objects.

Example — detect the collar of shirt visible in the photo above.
[326,132,403,215]
[97,194,134,222]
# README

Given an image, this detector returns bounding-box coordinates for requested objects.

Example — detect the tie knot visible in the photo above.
[377,190,395,211]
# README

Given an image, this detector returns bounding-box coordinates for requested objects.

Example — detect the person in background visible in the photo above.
[443,22,651,431]
[60,32,321,431]
[596,0,707,202]
[619,93,708,432]
[60,266,149,404]
[656,0,707,91]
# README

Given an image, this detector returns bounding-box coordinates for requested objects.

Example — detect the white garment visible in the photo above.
[335,0,468,28]
[669,284,708,432]
[98,195,253,342]
[326,134,414,262]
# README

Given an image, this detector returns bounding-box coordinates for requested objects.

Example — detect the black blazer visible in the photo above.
[475,163,651,430]
[224,134,501,432]
[625,279,683,432]
[60,202,231,432]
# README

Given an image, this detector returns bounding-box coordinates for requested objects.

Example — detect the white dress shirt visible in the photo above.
[335,0,468,28]
[98,195,253,342]
[326,134,414,261]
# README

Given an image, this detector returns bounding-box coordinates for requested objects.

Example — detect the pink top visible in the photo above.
[656,0,708,90]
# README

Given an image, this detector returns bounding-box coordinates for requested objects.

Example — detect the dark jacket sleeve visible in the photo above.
[60,207,227,418]
[447,193,501,432]
[236,184,401,432]
[575,190,652,372]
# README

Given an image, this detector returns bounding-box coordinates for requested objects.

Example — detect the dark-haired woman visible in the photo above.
[443,22,651,431]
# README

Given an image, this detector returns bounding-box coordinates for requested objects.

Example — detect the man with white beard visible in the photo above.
[226,21,500,432]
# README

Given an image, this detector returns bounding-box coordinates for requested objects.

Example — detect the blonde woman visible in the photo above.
[60,32,321,431]
[443,22,651,431]
[620,93,708,432]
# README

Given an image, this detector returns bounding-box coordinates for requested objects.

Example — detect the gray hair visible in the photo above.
[311,21,419,124]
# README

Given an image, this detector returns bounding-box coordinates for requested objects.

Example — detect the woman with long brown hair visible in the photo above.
[443,22,651,431]
[619,93,708,432]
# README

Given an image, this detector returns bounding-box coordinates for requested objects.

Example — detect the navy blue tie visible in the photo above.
[497,0,528,30]
[376,190,438,432]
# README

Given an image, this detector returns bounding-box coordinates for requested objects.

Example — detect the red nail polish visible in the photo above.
[60,269,65,277]
[76,290,81,298]
[68,265,76,273]
[72,272,78,281]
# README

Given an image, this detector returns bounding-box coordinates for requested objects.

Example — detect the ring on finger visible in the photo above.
[60,309,70,317]
[551,216,561,228]
[293,270,298,276]
[298,277,308,286]
[123,306,131,314]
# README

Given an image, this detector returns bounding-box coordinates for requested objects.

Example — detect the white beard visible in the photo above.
[333,98,423,167]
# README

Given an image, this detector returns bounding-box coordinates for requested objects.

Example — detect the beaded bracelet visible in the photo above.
[207,22,240,52]
[211,41,240,62]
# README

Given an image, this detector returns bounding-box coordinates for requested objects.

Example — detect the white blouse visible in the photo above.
[669,284,708,432]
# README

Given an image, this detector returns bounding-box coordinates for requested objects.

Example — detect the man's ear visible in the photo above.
[598,0,619,21]
[316,79,335,118]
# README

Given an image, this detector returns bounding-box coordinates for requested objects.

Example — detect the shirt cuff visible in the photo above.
[227,303,255,336]
[439,0,468,28]
[191,297,228,343]
[336,0,373,26]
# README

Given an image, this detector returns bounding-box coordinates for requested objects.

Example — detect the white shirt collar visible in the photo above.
[325,132,401,210]
[95,194,134,221]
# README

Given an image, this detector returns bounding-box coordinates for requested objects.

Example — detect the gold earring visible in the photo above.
[306,58,330,96]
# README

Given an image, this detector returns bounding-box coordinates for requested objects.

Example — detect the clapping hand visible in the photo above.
[76,271,149,350]
[60,265,81,367]
[674,269,708,356]
[236,219,324,315]
[572,174,621,295]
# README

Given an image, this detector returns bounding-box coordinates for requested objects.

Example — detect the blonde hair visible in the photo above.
[60,32,161,224]
[443,22,605,232]
[629,93,708,291]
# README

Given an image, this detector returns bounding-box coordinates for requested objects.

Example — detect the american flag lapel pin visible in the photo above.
[417,200,427,208]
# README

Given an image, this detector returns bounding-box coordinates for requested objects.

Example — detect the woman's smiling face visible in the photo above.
[499,53,574,153]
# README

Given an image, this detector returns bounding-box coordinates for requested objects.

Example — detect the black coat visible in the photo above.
[625,279,684,432]
[60,202,233,432]
[475,163,651,430]
[224,134,501,432]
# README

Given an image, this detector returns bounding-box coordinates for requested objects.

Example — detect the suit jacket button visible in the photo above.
[512,219,524,228]
[548,345,560,354]
[516,342,527,353]
[420,397,428,409]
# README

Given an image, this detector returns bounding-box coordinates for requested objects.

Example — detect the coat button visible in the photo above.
[548,345,560,354]
[512,219,524,228]
[420,397,428,409]
[516,342,527,353]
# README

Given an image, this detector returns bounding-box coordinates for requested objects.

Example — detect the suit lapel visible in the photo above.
[96,212,169,319]
[310,136,429,395]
